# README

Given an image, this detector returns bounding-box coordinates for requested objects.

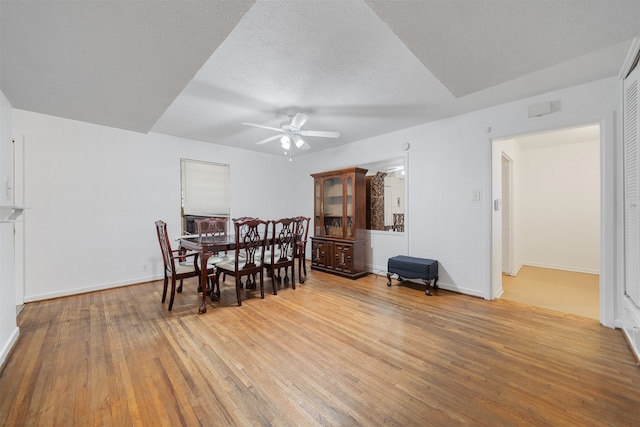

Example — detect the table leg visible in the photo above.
[297,244,306,284]
[198,251,211,314]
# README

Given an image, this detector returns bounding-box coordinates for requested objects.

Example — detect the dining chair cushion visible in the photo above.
[206,255,228,266]
[175,262,196,275]
[215,259,262,272]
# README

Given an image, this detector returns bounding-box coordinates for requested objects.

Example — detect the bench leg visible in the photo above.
[424,279,432,296]
[387,272,392,286]
[423,277,440,296]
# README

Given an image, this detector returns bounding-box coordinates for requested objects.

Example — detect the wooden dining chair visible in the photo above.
[293,216,310,284]
[263,217,296,295]
[214,218,269,306]
[231,216,258,286]
[155,220,199,311]
[194,217,228,290]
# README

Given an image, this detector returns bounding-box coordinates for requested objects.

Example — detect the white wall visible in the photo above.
[12,110,294,302]
[291,143,411,277]
[0,90,19,368]
[2,76,623,369]
[519,140,600,273]
[293,77,620,302]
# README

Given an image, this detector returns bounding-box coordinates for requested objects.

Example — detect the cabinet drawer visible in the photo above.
[311,240,327,268]
[333,242,354,273]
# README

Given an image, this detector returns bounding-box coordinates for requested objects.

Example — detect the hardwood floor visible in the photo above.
[501,266,600,320]
[1,266,639,426]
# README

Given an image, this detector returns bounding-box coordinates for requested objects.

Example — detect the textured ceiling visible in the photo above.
[2,0,640,158]
[367,0,640,97]
[0,0,253,132]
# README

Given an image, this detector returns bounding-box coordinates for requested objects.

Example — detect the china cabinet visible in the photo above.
[310,167,368,279]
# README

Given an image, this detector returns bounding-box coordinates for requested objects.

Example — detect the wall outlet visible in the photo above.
[142,264,148,272]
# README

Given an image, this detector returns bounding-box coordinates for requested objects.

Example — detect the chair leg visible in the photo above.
[162,275,169,303]
[291,262,295,290]
[302,251,307,275]
[259,271,264,299]
[168,277,177,311]
[299,254,306,284]
[271,266,278,295]
[212,271,221,299]
[235,276,243,306]
[177,279,183,293]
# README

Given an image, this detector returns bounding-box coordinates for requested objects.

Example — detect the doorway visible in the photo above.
[492,124,601,319]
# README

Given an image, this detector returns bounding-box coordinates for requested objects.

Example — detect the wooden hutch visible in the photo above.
[310,167,368,279]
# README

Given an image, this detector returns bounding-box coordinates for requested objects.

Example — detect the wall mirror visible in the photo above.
[180,159,230,235]
[358,156,405,232]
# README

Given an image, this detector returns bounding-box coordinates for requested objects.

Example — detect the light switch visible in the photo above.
[471,189,481,202]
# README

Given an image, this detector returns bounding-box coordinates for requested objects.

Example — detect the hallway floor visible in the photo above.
[501,266,599,320]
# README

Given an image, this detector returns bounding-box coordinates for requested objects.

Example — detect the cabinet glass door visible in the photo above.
[314,179,322,235]
[323,177,343,237]
[346,176,353,238]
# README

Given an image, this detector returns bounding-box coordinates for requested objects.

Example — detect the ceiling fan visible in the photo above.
[242,112,340,151]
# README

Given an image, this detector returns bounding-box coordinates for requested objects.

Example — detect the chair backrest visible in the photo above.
[155,220,175,274]
[232,216,256,223]
[293,216,310,256]
[233,216,258,240]
[233,218,268,270]
[270,217,296,263]
[195,217,227,238]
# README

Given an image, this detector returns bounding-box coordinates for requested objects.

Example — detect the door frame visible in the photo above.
[501,153,514,276]
[489,114,616,328]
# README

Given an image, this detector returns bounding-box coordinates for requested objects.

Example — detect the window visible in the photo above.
[180,159,230,234]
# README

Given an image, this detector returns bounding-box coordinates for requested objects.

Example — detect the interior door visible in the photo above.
[624,65,640,305]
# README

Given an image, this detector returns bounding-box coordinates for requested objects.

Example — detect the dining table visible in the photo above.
[178,234,237,314]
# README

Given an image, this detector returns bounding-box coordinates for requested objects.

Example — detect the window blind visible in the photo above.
[181,159,230,216]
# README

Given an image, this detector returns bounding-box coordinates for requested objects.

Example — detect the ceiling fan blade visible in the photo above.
[242,122,283,132]
[300,141,312,150]
[298,130,340,138]
[289,113,309,130]
[255,134,283,145]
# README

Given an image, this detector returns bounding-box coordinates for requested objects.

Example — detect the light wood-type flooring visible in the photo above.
[1,265,639,426]
[502,266,599,320]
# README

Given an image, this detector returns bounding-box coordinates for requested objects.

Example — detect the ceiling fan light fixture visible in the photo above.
[244,112,339,151]
[280,135,291,149]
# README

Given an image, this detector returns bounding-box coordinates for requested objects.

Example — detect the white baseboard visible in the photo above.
[23,274,164,303]
[367,264,484,298]
[621,298,640,364]
[519,262,599,275]
[0,326,20,371]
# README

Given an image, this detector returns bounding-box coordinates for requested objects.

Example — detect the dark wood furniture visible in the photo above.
[214,218,270,306]
[179,233,238,313]
[154,220,199,311]
[310,167,368,279]
[194,217,229,288]
[293,216,310,283]
[264,217,296,294]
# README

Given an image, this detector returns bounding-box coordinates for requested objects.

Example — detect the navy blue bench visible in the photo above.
[387,255,439,296]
